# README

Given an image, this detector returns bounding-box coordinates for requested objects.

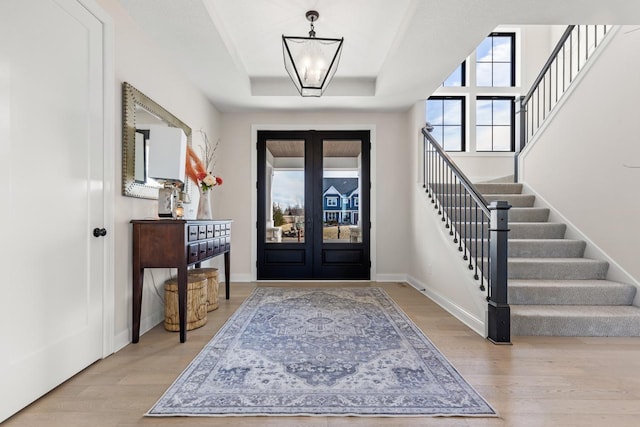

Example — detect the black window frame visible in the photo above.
[476,32,516,87]
[442,61,466,87]
[475,96,515,152]
[426,96,466,152]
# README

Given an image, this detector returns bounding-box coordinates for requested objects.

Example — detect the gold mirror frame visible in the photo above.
[122,82,192,200]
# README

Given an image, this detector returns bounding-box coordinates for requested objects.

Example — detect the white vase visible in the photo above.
[196,189,213,220]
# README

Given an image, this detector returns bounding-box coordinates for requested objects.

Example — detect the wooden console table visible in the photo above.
[131,219,232,343]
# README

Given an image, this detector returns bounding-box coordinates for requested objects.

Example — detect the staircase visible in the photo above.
[475,182,640,336]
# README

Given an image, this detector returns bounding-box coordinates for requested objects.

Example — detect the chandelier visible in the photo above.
[282,10,344,97]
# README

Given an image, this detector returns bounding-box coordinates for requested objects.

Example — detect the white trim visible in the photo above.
[139,309,166,339]
[76,0,116,358]
[251,124,377,281]
[231,273,254,283]
[375,274,408,283]
[113,329,130,353]
[406,275,485,337]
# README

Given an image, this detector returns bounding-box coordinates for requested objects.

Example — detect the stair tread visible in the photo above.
[509,238,583,242]
[511,305,640,317]
[468,238,584,244]
[509,279,634,288]
[509,222,563,225]
[509,257,607,263]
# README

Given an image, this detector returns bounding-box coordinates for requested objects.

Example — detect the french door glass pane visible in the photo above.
[265,140,305,243]
[322,140,362,243]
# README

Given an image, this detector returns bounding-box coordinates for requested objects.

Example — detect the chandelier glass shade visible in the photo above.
[282,11,344,97]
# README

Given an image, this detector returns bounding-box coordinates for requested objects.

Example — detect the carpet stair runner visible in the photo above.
[475,182,640,337]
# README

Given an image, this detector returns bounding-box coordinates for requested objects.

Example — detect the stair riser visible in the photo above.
[426,183,522,195]
[509,240,583,257]
[512,315,640,336]
[509,261,609,280]
[432,193,535,207]
[509,224,566,239]
[509,208,550,222]
[467,240,586,258]
[455,223,566,240]
[509,286,636,305]
[445,206,550,222]
[476,183,523,194]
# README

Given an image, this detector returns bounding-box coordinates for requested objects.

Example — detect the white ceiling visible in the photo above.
[120,0,640,113]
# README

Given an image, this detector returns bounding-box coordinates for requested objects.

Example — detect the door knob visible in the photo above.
[93,227,107,237]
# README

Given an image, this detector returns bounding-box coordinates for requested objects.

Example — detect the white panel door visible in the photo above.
[0,0,106,421]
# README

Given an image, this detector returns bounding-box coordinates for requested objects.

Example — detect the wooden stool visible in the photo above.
[164,274,207,332]
[189,268,219,311]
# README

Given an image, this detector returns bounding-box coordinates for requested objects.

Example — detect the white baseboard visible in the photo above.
[113,329,130,353]
[375,274,408,283]
[406,275,485,337]
[112,309,164,352]
[230,273,254,283]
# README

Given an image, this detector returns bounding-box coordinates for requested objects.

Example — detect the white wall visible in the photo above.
[521,26,640,291]
[218,111,411,281]
[96,0,223,349]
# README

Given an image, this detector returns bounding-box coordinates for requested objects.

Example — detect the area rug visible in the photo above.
[147,287,496,417]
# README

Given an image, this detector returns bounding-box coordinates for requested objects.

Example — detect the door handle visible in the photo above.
[93,227,107,237]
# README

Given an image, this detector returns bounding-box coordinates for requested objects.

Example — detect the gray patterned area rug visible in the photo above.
[147,287,496,417]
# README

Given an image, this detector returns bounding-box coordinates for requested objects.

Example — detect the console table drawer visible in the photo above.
[188,226,199,242]
[188,243,199,263]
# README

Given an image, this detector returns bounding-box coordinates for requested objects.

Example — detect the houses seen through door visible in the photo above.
[257,130,370,279]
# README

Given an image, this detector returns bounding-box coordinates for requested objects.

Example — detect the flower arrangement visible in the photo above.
[185,131,223,192]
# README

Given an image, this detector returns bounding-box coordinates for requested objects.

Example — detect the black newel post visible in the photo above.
[488,200,511,344]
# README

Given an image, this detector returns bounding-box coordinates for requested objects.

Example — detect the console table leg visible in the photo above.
[132,267,143,343]
[224,251,230,299]
[177,266,188,343]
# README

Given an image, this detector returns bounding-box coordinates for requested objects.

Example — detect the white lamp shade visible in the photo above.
[141,125,187,182]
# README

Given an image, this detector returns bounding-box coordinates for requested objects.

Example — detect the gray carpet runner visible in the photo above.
[475,183,640,337]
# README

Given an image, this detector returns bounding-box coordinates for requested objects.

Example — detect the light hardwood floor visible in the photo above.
[4,282,640,427]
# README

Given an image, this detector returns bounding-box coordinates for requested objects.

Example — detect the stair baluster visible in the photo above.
[422,126,511,344]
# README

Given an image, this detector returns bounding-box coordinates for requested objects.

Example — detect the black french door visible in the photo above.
[257,130,370,279]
